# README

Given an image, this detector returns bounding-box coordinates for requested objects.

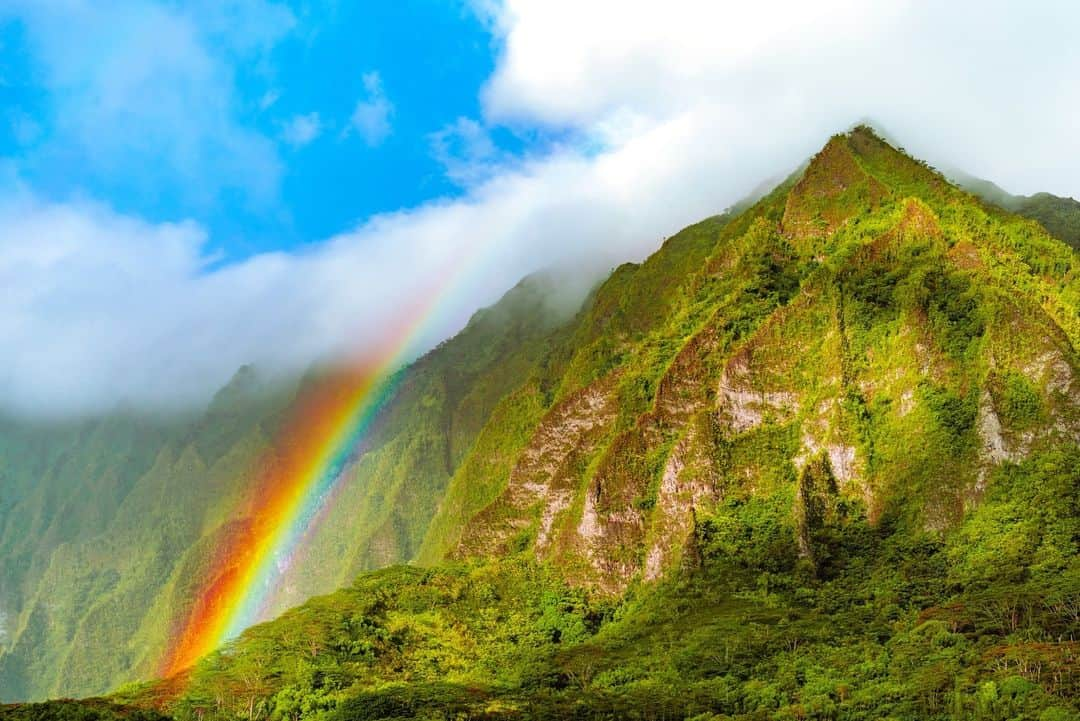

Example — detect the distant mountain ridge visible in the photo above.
[951,170,1080,251]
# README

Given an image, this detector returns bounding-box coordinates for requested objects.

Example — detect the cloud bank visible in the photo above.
[2,0,1079,415]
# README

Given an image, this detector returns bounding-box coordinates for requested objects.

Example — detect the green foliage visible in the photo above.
[8,126,1080,721]
[995,371,1044,429]
[0,700,169,721]
[697,494,799,578]
[127,441,1078,721]
[919,383,978,451]
[923,270,985,359]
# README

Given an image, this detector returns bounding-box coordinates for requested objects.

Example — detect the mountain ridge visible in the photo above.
[418,127,1077,596]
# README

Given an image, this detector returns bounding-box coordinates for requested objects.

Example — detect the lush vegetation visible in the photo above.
[0,700,169,721]
[89,443,1074,721]
[3,126,1078,719]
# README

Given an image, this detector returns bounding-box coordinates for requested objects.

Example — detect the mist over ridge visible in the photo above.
[3,1,1080,416]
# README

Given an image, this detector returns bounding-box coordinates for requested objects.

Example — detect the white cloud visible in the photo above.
[3,1,1080,415]
[483,0,899,126]
[348,72,394,147]
[282,112,323,147]
[260,89,282,111]
[1,0,293,208]
[0,117,738,415]
[481,0,1080,200]
[428,117,502,186]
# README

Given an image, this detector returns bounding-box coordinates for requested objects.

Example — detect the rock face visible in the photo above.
[454,376,621,559]
[437,126,1080,593]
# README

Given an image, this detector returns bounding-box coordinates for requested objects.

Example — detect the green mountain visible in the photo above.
[3,127,1079,720]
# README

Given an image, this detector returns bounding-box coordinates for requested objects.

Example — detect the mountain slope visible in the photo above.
[89,125,1080,721]
[116,446,1078,720]
[0,377,293,700]
[425,127,1078,595]
[0,272,592,701]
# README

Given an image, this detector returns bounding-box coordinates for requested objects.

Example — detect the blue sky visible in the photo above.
[0,0,542,258]
[2,1,1078,416]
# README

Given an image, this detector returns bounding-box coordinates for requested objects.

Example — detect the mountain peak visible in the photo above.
[781,132,890,242]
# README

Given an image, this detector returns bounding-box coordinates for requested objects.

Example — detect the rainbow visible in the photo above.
[159,255,476,677]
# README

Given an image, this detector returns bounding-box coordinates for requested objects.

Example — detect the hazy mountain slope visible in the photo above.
[1011,193,1080,251]
[0,273,592,701]
[103,127,1078,720]
[953,172,1080,251]
[0,373,294,700]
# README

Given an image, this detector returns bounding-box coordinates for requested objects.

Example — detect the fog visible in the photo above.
[2,0,1078,416]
